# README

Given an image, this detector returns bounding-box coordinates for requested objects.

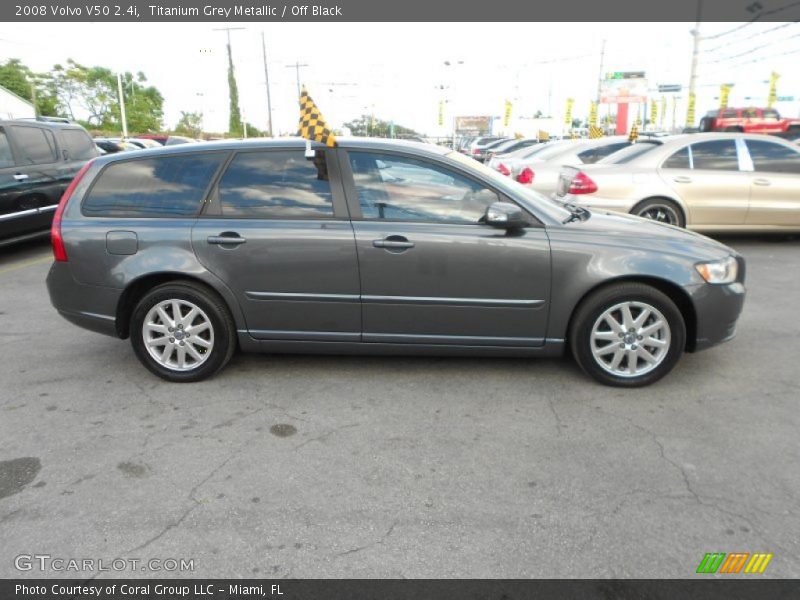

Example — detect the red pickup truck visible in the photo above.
[699,107,800,136]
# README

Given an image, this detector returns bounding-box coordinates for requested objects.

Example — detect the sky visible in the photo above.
[1,21,799,136]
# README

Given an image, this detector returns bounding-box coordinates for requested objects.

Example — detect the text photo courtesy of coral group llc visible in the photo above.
[1,0,799,597]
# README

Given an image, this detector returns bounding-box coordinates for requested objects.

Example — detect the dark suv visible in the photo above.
[46,138,746,386]
[0,119,98,246]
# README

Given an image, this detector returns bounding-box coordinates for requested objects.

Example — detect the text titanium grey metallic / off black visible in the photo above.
[45,138,745,386]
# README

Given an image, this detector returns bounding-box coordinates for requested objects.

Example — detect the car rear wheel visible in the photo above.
[632,198,685,228]
[130,282,236,382]
[570,283,686,387]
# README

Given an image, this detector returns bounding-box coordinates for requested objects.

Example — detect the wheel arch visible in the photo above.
[565,275,698,353]
[115,272,243,340]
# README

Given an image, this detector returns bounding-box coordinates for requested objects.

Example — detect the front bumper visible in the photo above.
[46,261,121,338]
[688,280,746,351]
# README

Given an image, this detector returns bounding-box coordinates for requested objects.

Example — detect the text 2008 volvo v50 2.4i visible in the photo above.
[46,139,746,386]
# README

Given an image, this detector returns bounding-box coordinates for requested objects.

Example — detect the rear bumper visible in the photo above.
[689,281,746,352]
[46,261,121,338]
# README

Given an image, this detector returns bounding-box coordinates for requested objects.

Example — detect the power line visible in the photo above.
[702,22,797,54]
[705,32,800,63]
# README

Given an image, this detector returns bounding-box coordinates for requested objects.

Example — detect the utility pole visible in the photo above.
[286,61,309,96]
[116,72,128,138]
[687,0,703,126]
[595,38,606,104]
[261,32,274,136]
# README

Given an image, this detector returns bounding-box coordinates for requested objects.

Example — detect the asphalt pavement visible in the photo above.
[0,235,798,578]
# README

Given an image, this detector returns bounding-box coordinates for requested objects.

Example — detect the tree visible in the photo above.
[174,111,203,137]
[0,58,59,116]
[225,43,243,137]
[342,115,420,138]
[49,60,163,132]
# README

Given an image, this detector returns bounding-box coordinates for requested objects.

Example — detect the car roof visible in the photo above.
[91,137,452,165]
[0,118,89,131]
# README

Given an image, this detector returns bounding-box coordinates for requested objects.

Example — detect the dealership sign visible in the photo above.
[601,71,648,104]
[455,116,492,133]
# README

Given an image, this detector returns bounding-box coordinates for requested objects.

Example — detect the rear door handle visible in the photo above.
[207,234,246,245]
[753,178,772,186]
[673,176,692,184]
[373,236,415,250]
[13,173,29,181]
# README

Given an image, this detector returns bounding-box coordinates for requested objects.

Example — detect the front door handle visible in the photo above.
[373,235,415,250]
[207,234,247,246]
[673,176,692,184]
[753,178,772,186]
[13,173,29,181]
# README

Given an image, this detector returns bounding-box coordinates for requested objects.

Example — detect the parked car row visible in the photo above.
[94,135,196,154]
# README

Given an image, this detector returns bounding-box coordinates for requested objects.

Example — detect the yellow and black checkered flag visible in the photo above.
[298,86,337,147]
[628,122,639,143]
[589,125,604,139]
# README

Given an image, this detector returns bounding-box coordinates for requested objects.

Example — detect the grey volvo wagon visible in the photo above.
[46,138,745,386]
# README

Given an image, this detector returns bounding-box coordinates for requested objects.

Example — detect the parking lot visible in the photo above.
[0,234,798,578]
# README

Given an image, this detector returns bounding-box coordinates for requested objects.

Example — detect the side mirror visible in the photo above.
[484,201,528,229]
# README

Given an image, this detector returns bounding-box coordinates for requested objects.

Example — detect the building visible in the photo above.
[0,84,35,119]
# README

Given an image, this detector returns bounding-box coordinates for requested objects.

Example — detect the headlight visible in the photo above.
[695,256,738,284]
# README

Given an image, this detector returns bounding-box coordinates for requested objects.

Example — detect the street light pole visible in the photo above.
[445,60,464,149]
[116,72,128,138]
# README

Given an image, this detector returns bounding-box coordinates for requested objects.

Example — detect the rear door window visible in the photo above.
[690,140,740,171]
[61,128,98,160]
[216,150,334,218]
[10,125,58,165]
[83,152,226,217]
[746,140,800,174]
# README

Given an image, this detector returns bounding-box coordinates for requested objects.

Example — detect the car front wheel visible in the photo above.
[130,282,236,382]
[570,283,686,387]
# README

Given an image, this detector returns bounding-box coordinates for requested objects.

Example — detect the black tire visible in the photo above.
[569,283,686,387]
[130,281,236,383]
[631,198,686,228]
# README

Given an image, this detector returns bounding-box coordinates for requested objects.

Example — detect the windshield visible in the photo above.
[446,151,572,222]
[599,141,661,164]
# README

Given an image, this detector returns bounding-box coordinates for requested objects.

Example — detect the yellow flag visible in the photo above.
[564,98,574,126]
[768,72,779,108]
[686,93,696,127]
[628,122,639,143]
[298,86,337,147]
[503,100,513,127]
[589,101,598,128]
[719,84,731,109]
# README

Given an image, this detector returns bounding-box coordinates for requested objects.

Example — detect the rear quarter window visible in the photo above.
[82,152,226,217]
[61,128,98,161]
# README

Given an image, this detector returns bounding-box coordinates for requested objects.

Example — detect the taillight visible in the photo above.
[568,171,598,195]
[52,160,94,262]
[472,148,481,155]
[498,163,511,176]
[516,167,534,184]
